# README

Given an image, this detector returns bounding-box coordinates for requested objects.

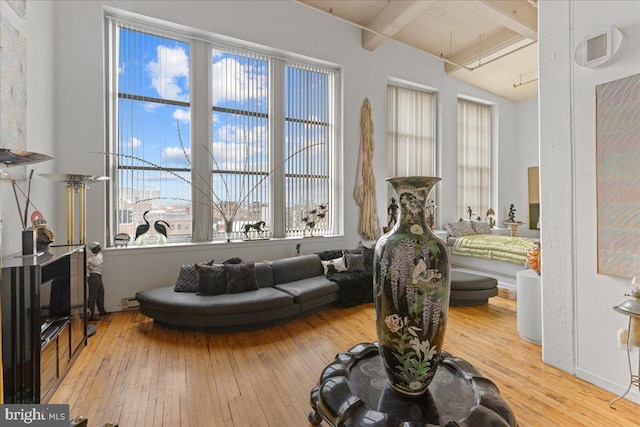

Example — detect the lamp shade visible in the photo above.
[613,288,640,318]
[0,149,53,166]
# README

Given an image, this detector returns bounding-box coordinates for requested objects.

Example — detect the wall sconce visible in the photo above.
[610,287,640,408]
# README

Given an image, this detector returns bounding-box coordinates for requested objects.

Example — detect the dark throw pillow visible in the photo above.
[225,262,259,294]
[361,246,374,273]
[223,257,243,264]
[174,264,198,292]
[196,263,227,296]
[345,253,365,272]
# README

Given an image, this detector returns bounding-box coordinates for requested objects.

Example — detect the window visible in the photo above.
[457,98,491,219]
[107,17,339,243]
[387,84,437,219]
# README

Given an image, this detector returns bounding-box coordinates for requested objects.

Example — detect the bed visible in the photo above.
[444,220,540,287]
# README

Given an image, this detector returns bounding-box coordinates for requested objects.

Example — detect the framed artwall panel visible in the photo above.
[528,166,540,230]
[596,73,640,279]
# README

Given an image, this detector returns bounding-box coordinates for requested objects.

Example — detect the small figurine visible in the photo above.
[302,204,328,237]
[87,242,109,321]
[296,243,301,256]
[467,206,473,221]
[507,204,517,222]
[387,198,399,227]
[135,210,151,244]
[153,219,172,244]
[243,221,267,240]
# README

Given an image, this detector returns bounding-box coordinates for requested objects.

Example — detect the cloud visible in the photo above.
[126,137,141,148]
[147,45,190,101]
[173,108,190,123]
[143,102,161,113]
[163,146,191,165]
[211,56,267,105]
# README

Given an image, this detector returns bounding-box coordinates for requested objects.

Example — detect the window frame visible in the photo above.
[105,14,342,245]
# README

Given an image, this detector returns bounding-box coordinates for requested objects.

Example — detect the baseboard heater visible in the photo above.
[120,297,140,310]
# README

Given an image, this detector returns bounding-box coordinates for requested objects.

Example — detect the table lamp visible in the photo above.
[610,286,640,408]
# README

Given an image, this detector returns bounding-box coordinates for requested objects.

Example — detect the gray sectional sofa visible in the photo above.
[135,254,341,331]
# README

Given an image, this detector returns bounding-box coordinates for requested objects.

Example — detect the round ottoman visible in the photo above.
[450,270,499,306]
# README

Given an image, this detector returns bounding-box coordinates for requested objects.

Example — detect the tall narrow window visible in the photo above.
[210,48,270,237]
[387,84,437,223]
[115,25,192,243]
[457,98,491,219]
[285,64,335,236]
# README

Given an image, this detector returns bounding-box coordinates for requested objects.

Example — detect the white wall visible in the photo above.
[48,0,520,311]
[540,0,640,403]
[0,1,57,256]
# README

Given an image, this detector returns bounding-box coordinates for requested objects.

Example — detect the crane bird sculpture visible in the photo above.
[154,220,172,244]
[134,210,151,244]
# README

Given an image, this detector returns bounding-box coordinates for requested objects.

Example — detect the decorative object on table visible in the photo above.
[526,242,541,274]
[486,208,496,228]
[40,173,110,244]
[153,219,172,244]
[467,206,474,221]
[507,204,516,222]
[387,197,398,227]
[354,97,379,240]
[596,73,640,278]
[302,204,328,237]
[113,233,130,247]
[503,204,524,237]
[99,121,321,242]
[29,211,54,252]
[373,176,450,396]
[610,286,640,408]
[308,342,516,426]
[426,199,436,229]
[134,210,151,245]
[242,221,267,240]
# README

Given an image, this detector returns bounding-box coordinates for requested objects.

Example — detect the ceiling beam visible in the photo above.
[444,28,526,73]
[464,0,537,40]
[362,1,436,51]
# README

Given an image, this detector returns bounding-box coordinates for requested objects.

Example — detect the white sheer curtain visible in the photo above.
[457,98,491,220]
[387,85,436,178]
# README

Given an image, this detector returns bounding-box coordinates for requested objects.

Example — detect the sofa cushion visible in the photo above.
[270,254,323,285]
[254,262,274,288]
[174,264,198,292]
[196,263,227,296]
[136,285,294,316]
[345,253,364,272]
[225,262,259,294]
[274,275,339,303]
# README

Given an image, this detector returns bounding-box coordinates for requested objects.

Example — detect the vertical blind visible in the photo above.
[210,46,270,236]
[285,63,334,236]
[115,22,193,243]
[457,98,492,219]
[387,84,437,200]
[109,16,339,243]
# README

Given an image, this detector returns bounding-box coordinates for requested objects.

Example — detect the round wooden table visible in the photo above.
[309,342,516,426]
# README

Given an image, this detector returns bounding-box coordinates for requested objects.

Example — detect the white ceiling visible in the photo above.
[297,0,538,102]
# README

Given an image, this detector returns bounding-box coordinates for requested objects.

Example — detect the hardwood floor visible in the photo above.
[52,298,639,426]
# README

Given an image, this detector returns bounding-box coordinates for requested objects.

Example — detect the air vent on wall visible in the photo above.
[575,27,623,68]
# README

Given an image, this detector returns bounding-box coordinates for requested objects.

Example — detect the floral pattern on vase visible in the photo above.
[374,176,450,396]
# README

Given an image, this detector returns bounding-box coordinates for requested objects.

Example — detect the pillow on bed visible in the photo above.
[446,220,476,237]
[471,221,492,234]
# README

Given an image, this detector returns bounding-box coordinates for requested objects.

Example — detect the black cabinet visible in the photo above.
[1,245,87,403]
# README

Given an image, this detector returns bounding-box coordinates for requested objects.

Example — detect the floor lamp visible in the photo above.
[40,173,109,245]
[1,149,54,404]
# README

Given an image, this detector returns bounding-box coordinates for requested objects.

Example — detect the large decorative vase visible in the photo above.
[374,176,450,396]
